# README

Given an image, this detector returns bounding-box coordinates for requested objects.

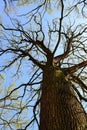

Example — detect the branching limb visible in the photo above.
[0,47,45,70]
[65,60,87,74]
[0,81,42,102]
[72,84,87,102]
[72,75,87,91]
[53,36,73,63]
[53,23,87,64]
[0,24,52,66]
[53,0,64,54]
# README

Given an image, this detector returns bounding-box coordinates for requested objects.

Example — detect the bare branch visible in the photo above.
[64,60,87,74]
[72,75,87,91]
[53,36,73,63]
[33,98,40,128]
[53,0,64,54]
[72,84,87,102]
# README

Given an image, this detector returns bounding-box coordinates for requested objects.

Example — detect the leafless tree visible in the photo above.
[0,0,87,130]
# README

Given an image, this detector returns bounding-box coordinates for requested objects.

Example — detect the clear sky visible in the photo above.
[0,1,38,130]
[0,0,87,130]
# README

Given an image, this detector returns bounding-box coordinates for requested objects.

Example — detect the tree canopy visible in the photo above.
[0,0,87,129]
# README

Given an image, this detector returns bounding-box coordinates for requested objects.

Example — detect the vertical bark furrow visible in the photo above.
[39,68,87,130]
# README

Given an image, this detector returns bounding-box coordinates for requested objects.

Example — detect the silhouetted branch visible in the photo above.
[53,36,73,63]
[72,85,87,102]
[66,60,87,74]
[72,75,87,91]
[53,0,64,54]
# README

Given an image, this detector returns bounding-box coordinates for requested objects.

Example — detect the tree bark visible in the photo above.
[39,67,87,130]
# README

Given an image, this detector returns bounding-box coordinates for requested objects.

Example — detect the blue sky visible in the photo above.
[0,1,39,130]
[0,0,87,129]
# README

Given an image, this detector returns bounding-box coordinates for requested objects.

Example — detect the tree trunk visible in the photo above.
[39,67,87,130]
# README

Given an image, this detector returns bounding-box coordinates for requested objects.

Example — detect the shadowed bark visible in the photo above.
[40,67,87,130]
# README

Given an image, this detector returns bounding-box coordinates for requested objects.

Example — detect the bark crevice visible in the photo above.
[39,67,87,130]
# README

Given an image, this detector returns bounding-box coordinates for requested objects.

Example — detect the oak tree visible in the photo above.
[0,0,87,130]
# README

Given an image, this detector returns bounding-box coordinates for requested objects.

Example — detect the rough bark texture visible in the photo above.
[39,67,87,130]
